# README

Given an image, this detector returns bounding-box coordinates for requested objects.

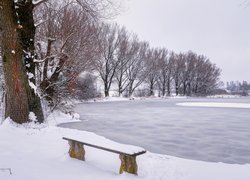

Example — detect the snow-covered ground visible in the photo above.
[1,113,250,180]
[60,98,250,164]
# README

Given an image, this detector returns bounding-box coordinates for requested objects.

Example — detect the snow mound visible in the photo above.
[47,111,81,126]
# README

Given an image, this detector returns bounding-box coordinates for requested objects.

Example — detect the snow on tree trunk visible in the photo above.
[0,0,44,123]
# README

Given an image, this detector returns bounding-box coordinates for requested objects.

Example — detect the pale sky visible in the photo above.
[115,0,250,83]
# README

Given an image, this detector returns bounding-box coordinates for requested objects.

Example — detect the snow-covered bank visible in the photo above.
[177,102,250,109]
[206,94,242,98]
[88,97,131,102]
[87,95,247,103]
[0,116,250,180]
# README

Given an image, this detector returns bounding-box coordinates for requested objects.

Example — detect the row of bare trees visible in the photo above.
[29,0,222,103]
[34,5,221,101]
[91,23,221,97]
[155,51,221,97]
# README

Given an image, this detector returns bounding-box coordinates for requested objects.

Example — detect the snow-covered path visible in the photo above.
[60,98,250,164]
[1,118,250,180]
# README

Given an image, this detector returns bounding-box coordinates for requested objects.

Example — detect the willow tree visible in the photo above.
[0,0,44,123]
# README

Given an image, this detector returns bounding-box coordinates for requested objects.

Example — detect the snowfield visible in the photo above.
[0,111,250,180]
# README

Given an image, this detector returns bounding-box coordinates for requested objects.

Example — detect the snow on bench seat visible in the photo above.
[62,136,146,155]
[62,136,146,175]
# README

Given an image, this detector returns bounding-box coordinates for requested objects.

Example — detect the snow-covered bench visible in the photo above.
[62,137,146,175]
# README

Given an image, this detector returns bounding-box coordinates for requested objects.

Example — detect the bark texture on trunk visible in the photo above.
[0,0,44,123]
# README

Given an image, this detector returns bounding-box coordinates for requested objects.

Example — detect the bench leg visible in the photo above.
[68,140,85,161]
[119,154,138,175]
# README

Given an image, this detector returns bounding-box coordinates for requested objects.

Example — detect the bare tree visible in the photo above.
[126,41,149,97]
[172,53,185,96]
[114,27,130,96]
[114,31,141,96]
[156,48,174,97]
[35,0,101,107]
[181,51,197,96]
[94,23,122,97]
[194,56,221,95]
[144,48,160,96]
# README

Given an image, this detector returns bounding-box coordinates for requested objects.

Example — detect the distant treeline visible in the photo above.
[226,81,250,96]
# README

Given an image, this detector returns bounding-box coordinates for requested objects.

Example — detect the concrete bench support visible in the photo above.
[119,154,138,175]
[68,140,85,161]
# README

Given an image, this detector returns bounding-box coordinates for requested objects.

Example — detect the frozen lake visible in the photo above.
[60,98,250,164]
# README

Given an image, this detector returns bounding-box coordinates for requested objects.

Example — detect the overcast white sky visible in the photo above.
[115,0,250,83]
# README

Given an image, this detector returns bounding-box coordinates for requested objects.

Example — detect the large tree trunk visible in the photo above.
[18,0,44,122]
[0,0,44,123]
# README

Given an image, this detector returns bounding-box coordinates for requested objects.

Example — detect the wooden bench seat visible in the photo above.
[63,137,146,175]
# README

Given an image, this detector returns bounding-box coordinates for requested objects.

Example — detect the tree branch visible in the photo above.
[33,0,48,8]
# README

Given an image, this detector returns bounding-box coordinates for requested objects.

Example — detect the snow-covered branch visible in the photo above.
[34,55,56,63]
[33,0,48,7]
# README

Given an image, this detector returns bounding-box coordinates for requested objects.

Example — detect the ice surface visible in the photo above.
[60,98,250,164]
